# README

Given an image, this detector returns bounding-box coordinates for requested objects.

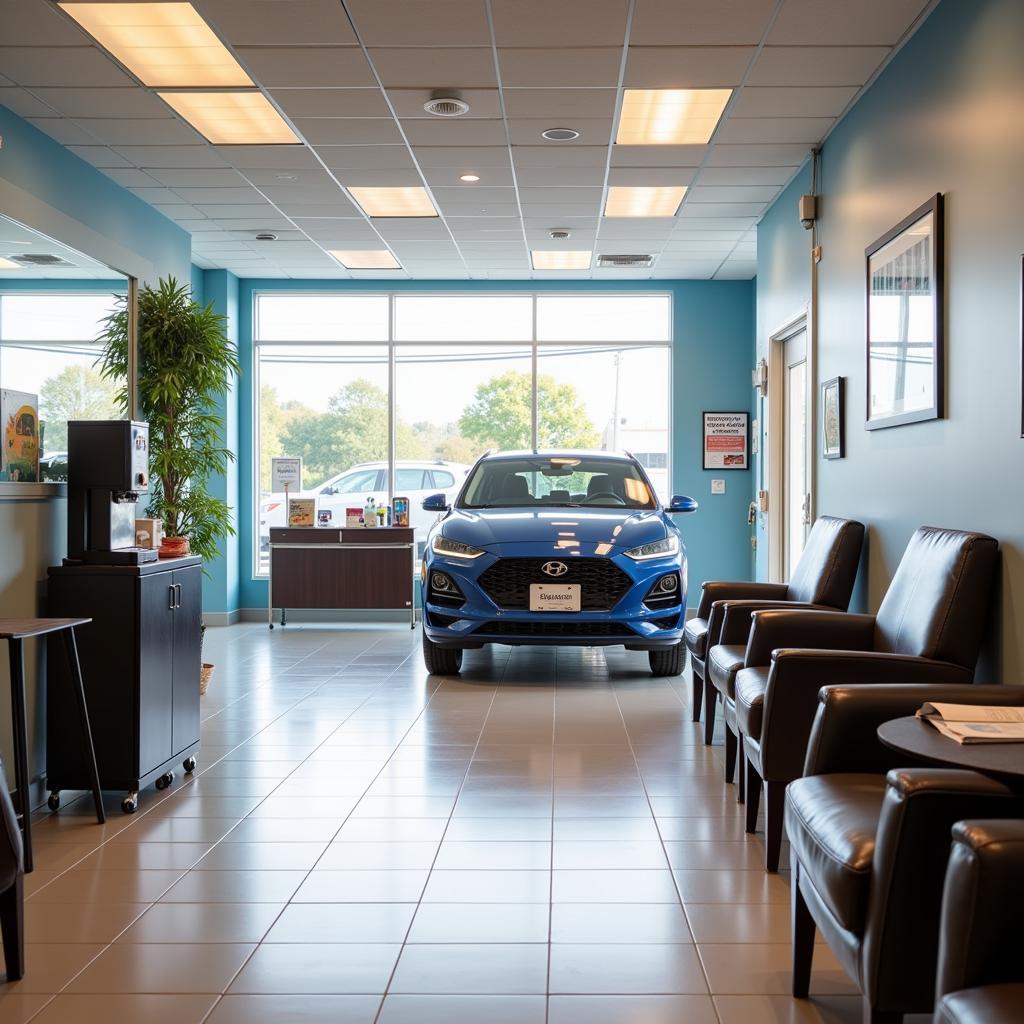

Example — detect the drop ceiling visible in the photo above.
[0,0,935,280]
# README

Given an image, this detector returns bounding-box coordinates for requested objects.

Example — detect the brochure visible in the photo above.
[287,497,316,527]
[916,702,1024,744]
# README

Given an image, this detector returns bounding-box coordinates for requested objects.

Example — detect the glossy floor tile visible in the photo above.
[12,623,870,1022]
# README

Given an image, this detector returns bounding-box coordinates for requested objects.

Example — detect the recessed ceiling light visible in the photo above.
[348,186,438,218]
[423,94,470,117]
[58,2,252,88]
[459,174,480,182]
[542,127,580,142]
[0,257,22,270]
[531,250,592,270]
[616,89,732,145]
[275,173,297,181]
[604,185,688,218]
[329,250,402,270]
[159,91,299,145]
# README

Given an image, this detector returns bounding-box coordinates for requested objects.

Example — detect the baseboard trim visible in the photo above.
[238,607,420,625]
[202,609,241,626]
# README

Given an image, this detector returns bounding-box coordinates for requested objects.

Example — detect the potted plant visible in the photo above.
[99,277,240,694]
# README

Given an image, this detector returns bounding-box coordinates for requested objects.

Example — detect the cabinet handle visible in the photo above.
[169,584,176,610]
[175,583,182,608]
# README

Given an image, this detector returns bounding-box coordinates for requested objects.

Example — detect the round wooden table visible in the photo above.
[878,716,1024,785]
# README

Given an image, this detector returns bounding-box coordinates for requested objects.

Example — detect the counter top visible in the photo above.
[0,481,66,499]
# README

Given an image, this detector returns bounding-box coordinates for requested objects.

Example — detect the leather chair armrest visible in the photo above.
[937,819,1024,999]
[759,653,974,782]
[803,684,1022,777]
[745,609,876,667]
[863,770,1024,1011]
[696,580,788,619]
[714,600,829,648]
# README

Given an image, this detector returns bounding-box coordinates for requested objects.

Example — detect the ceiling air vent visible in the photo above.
[597,254,655,269]
[10,253,72,267]
[423,93,470,117]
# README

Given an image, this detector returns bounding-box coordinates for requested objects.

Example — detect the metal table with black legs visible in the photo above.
[0,618,105,872]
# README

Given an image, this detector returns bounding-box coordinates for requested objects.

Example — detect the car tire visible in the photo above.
[422,629,463,676]
[649,642,686,677]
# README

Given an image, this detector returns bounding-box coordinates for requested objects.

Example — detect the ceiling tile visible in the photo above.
[271,88,392,119]
[512,145,608,168]
[171,186,266,204]
[507,119,612,147]
[433,186,517,205]
[214,145,323,170]
[730,85,859,117]
[491,0,628,46]
[293,117,404,145]
[346,0,491,46]
[2,2,93,45]
[630,0,776,45]
[129,185,185,204]
[273,202,361,218]
[388,88,502,119]
[421,166,515,187]
[715,116,834,145]
[515,165,607,186]
[372,219,452,239]
[714,262,756,279]
[0,87,57,118]
[319,145,417,170]
[769,0,931,46]
[333,169,426,186]
[624,47,755,88]
[413,146,512,169]
[145,167,249,188]
[28,87,171,118]
[497,48,622,88]
[748,47,890,87]
[607,167,697,186]
[705,143,814,166]
[679,201,766,217]
[0,47,135,88]
[210,215,294,230]
[68,145,133,168]
[401,118,509,146]
[368,48,498,89]
[241,167,341,187]
[198,0,358,45]
[72,118,204,146]
[197,203,291,219]
[687,185,780,204]
[115,145,231,168]
[610,144,707,167]
[100,167,162,188]
[260,184,354,208]
[26,118,99,146]
[697,166,797,186]
[234,47,376,88]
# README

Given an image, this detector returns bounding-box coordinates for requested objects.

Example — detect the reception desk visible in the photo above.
[268,527,416,628]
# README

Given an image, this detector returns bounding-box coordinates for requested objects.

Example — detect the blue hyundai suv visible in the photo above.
[419,450,697,677]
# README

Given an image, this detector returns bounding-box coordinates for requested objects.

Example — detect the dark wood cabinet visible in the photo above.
[46,557,202,812]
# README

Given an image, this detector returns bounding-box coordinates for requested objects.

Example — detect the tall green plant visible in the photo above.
[98,277,241,563]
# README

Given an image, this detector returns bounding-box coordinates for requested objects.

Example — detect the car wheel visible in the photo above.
[649,641,686,677]
[422,629,463,676]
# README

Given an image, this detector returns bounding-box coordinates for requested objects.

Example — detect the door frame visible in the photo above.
[767,308,810,583]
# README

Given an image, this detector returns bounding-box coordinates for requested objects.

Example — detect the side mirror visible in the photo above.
[321,486,335,496]
[422,492,450,512]
[667,494,698,515]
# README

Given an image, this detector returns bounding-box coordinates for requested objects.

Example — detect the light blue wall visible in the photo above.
[755,0,1024,680]
[234,279,755,613]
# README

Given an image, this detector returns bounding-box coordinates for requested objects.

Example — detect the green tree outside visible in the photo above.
[38,364,119,450]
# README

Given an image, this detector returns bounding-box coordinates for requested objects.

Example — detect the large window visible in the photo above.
[254,292,672,576]
[0,291,124,479]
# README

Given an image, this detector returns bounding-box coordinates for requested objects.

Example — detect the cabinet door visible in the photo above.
[138,573,175,777]
[171,565,202,755]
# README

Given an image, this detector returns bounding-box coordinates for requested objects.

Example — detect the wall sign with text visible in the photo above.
[271,456,303,493]
[702,411,749,470]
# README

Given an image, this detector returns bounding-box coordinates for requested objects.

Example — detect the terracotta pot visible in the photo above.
[200,663,214,696]
[159,536,191,559]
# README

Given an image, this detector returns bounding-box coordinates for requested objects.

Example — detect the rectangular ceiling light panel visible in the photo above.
[616,89,732,145]
[329,250,402,270]
[531,250,592,270]
[348,187,438,218]
[604,185,687,217]
[59,2,253,87]
[159,91,299,144]
[0,258,21,270]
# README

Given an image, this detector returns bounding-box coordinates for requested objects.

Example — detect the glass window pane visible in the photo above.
[0,292,121,341]
[536,295,671,342]
[256,294,388,341]
[395,468,426,489]
[395,295,532,341]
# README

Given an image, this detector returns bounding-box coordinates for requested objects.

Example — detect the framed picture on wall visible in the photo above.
[865,193,944,430]
[821,376,845,459]
[702,411,749,470]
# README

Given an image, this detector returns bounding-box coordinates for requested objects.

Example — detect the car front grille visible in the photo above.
[478,557,632,611]
[477,620,633,638]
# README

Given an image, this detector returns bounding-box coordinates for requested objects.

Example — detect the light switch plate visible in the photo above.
[711,479,726,495]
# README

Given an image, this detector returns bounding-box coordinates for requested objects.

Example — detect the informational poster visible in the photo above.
[702,411,749,470]
[271,456,302,493]
[1,389,39,482]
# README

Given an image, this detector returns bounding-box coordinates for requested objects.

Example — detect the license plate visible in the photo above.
[529,583,581,612]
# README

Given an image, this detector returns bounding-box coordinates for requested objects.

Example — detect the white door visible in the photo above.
[783,329,809,578]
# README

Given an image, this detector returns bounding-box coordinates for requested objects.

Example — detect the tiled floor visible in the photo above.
[5,624,921,1023]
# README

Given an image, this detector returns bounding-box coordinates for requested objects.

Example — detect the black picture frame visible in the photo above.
[865,193,944,430]
[822,376,845,459]
[702,410,749,470]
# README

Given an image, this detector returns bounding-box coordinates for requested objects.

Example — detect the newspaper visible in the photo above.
[916,702,1024,744]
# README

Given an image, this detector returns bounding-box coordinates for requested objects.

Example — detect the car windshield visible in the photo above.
[460,456,657,510]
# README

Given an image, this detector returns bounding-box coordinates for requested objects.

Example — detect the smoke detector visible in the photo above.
[549,229,571,239]
[597,253,656,268]
[254,232,278,242]
[423,92,470,117]
[541,127,579,141]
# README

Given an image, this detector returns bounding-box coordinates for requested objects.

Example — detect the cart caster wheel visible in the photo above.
[155,771,174,790]
[269,623,274,630]
[121,794,138,814]
[47,792,61,811]
[182,757,197,774]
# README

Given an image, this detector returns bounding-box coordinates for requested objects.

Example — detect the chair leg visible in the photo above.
[702,678,717,745]
[724,724,737,784]
[764,780,787,872]
[862,1000,902,1024]
[691,666,703,723]
[7,639,32,873]
[744,756,762,834]
[737,732,746,803]
[792,866,815,998]
[0,873,24,981]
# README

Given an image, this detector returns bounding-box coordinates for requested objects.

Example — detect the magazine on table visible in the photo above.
[915,702,1024,744]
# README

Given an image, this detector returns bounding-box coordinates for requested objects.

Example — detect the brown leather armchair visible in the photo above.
[683,515,863,735]
[0,760,24,981]
[934,819,1024,1024]
[714,526,998,870]
[786,684,1024,1024]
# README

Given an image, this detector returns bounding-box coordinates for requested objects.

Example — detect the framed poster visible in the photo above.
[865,193,944,430]
[1,389,40,482]
[271,456,302,493]
[822,376,845,459]
[703,411,749,470]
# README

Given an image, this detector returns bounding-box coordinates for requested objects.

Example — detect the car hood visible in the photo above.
[438,507,670,551]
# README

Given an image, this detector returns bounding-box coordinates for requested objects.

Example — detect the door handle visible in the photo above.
[175,583,182,608]
[168,584,176,610]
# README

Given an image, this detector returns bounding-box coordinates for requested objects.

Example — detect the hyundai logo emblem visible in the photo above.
[542,561,569,577]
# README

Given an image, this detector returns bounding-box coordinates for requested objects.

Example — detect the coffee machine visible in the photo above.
[66,419,158,565]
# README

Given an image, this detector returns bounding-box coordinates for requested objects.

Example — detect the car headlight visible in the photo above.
[624,534,679,560]
[431,534,485,560]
